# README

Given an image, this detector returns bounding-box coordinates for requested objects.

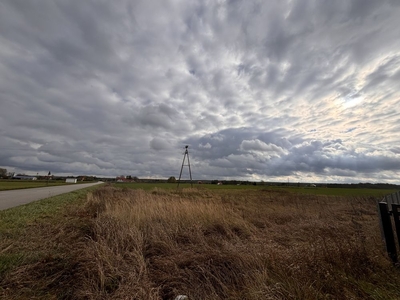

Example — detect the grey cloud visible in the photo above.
[391,147,400,154]
[0,0,400,183]
[184,127,296,160]
[150,138,171,151]
[239,139,285,154]
[184,127,400,181]
[362,55,400,91]
[122,103,184,131]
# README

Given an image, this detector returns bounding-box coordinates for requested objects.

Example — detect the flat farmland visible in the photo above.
[268,186,397,197]
[114,182,396,197]
[1,183,399,299]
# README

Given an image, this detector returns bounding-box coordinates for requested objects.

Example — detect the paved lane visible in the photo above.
[0,182,103,210]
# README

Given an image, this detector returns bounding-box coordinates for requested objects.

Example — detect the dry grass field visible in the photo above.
[1,185,400,299]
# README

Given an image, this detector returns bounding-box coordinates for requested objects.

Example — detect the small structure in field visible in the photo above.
[65,178,77,183]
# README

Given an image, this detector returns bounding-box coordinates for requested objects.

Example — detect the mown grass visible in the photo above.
[0,180,88,191]
[1,185,399,299]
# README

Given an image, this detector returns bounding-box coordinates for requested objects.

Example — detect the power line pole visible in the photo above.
[177,145,193,189]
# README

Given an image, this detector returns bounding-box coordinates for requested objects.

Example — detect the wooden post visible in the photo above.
[378,202,397,264]
[392,204,400,250]
[395,192,400,204]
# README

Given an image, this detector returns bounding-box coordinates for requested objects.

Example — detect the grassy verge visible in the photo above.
[0,185,101,299]
[2,185,399,299]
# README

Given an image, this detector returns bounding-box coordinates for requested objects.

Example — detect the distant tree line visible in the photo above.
[0,168,15,179]
[167,176,176,183]
[0,168,6,178]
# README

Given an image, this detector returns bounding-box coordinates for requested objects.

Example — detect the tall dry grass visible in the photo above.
[66,186,399,300]
[2,186,398,299]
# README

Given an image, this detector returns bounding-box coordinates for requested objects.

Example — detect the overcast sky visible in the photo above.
[1,0,400,183]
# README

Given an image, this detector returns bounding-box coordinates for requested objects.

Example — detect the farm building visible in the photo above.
[65,178,77,183]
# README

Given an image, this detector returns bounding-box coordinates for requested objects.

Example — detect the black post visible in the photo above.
[378,202,397,264]
[392,204,400,250]
[177,149,186,189]
[186,149,193,188]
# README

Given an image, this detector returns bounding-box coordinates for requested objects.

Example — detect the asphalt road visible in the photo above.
[0,182,103,211]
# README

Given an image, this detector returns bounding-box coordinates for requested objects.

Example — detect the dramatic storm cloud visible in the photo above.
[1,0,400,183]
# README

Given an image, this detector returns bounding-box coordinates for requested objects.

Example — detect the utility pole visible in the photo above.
[177,145,193,189]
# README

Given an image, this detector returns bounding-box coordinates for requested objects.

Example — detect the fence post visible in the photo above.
[378,202,397,264]
[392,204,400,249]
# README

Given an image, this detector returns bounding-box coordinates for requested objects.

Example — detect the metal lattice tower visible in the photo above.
[177,145,193,188]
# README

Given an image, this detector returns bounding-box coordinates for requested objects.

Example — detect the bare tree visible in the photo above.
[0,168,7,178]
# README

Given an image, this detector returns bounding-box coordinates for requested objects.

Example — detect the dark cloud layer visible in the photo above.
[0,0,400,183]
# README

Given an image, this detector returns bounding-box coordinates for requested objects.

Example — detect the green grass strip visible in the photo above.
[0,185,101,279]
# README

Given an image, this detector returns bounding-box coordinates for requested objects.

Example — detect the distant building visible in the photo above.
[116,176,138,183]
[13,175,37,180]
[65,178,77,183]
